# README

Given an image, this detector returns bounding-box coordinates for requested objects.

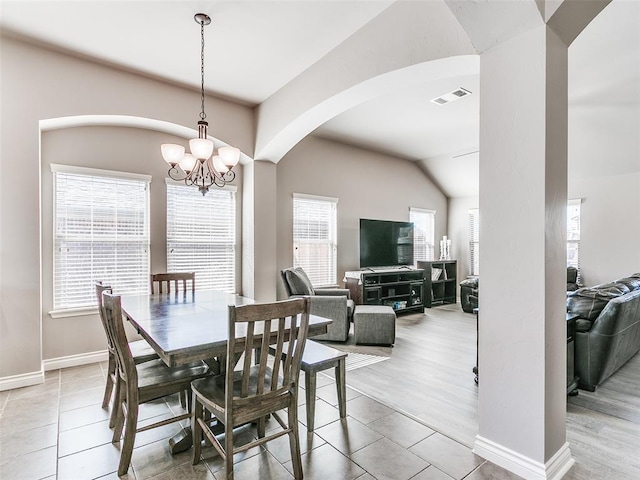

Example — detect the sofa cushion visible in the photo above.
[567,282,630,320]
[284,267,315,295]
[615,274,640,292]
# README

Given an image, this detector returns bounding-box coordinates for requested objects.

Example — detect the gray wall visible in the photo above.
[40,126,244,360]
[448,196,478,279]
[569,173,640,286]
[276,135,448,299]
[0,37,253,378]
[447,174,640,288]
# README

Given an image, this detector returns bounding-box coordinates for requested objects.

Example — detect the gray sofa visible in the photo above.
[567,273,640,391]
[280,267,354,342]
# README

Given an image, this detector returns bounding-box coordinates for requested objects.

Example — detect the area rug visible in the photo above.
[343,351,390,371]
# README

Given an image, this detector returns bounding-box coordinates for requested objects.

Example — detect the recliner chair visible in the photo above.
[280,267,354,342]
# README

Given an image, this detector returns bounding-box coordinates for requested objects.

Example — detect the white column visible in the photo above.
[474,24,572,480]
[242,160,278,302]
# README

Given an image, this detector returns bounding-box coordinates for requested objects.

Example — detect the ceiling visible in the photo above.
[1,0,638,198]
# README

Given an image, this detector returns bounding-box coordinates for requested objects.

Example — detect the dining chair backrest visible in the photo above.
[150,272,195,294]
[102,292,138,388]
[96,281,115,351]
[227,297,311,412]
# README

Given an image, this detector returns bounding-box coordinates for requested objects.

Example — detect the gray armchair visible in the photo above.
[280,267,354,342]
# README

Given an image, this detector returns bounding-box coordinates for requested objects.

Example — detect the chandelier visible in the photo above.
[161,13,240,195]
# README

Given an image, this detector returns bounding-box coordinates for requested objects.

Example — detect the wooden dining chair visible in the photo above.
[95,281,159,426]
[101,292,211,476]
[150,272,195,294]
[191,297,311,479]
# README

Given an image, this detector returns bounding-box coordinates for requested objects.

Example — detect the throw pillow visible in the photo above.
[285,267,315,296]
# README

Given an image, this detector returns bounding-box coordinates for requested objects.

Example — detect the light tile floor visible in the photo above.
[0,362,522,480]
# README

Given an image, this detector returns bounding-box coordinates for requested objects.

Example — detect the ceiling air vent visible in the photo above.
[431,87,472,106]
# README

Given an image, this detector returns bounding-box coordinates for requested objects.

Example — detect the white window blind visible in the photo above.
[53,167,150,311]
[293,194,337,287]
[469,208,480,275]
[410,208,435,263]
[567,199,581,270]
[167,184,236,293]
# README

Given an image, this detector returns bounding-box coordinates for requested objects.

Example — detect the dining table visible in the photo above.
[120,289,332,453]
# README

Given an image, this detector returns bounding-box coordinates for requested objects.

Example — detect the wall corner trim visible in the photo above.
[474,435,575,480]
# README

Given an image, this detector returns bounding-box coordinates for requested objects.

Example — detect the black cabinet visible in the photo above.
[418,260,457,308]
[345,268,425,314]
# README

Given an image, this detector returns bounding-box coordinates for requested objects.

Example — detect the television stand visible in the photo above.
[344,267,425,315]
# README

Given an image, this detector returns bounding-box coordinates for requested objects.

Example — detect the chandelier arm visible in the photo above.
[222,170,236,183]
[167,165,188,181]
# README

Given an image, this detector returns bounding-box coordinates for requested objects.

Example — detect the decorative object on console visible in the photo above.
[439,235,451,260]
[160,13,240,195]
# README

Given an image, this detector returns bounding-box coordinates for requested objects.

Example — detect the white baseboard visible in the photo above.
[43,350,108,371]
[474,435,575,480]
[0,351,108,392]
[0,370,45,392]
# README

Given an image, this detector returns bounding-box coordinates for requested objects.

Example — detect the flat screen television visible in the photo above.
[359,218,414,268]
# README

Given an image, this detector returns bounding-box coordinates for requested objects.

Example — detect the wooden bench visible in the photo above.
[269,340,347,431]
[301,340,348,431]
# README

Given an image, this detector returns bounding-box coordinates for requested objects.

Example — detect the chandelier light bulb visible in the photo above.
[179,153,197,173]
[161,144,185,165]
[189,137,214,160]
[218,146,241,168]
[212,155,229,174]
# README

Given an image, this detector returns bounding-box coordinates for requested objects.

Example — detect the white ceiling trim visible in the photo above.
[39,115,253,164]
[257,55,479,164]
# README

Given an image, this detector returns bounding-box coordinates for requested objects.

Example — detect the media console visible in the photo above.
[344,267,425,315]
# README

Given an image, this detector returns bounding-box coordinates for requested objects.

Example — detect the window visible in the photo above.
[410,208,435,263]
[166,183,236,293]
[293,194,337,287]
[469,208,480,275]
[567,199,581,270]
[52,165,150,312]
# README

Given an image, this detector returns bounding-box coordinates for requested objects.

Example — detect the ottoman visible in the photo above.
[353,305,396,345]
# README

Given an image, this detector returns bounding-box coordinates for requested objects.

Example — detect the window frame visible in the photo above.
[50,164,151,318]
[166,180,237,293]
[292,193,338,287]
[469,208,480,276]
[567,198,581,272]
[410,207,436,264]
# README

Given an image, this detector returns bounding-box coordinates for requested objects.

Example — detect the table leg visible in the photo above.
[169,420,226,455]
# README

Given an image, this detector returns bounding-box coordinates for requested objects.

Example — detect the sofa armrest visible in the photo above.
[308,295,349,342]
[314,288,351,299]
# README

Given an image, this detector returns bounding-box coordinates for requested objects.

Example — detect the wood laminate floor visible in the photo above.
[334,303,640,480]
